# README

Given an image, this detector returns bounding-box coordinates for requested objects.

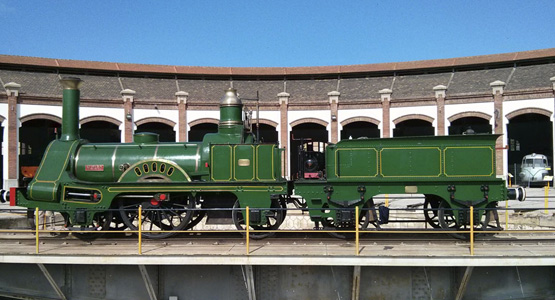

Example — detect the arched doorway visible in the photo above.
[136,122,175,142]
[19,119,61,184]
[252,123,278,143]
[189,123,218,142]
[290,122,328,179]
[448,117,492,135]
[80,121,121,143]
[507,113,553,185]
[393,119,434,137]
[340,121,380,140]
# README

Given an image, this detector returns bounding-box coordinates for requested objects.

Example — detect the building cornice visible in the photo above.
[1,48,554,78]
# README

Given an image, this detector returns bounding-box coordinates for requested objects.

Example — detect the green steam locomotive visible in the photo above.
[7,77,524,239]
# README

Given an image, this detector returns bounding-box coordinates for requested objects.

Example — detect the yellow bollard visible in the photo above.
[505,200,509,230]
[138,205,142,255]
[35,207,40,254]
[246,206,250,255]
[355,206,359,256]
[385,194,389,207]
[545,183,550,214]
[470,206,474,256]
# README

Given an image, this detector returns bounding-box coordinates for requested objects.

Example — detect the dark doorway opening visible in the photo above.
[449,117,492,135]
[80,121,121,143]
[290,123,328,179]
[507,113,553,185]
[189,123,218,142]
[393,119,434,137]
[136,122,175,142]
[340,121,380,140]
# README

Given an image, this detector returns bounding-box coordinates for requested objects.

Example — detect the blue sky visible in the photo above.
[1,0,554,67]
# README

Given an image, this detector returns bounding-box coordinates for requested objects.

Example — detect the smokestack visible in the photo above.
[219,88,243,129]
[59,77,83,141]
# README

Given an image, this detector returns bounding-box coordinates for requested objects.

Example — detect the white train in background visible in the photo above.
[519,153,552,186]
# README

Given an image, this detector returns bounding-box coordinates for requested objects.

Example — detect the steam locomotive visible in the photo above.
[6,77,525,240]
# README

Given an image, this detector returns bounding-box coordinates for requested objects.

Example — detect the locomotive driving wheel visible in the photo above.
[437,200,490,240]
[232,199,285,240]
[118,194,194,239]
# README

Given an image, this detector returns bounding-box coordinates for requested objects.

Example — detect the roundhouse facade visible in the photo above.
[1,49,555,188]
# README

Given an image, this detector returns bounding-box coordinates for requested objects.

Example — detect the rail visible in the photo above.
[1,201,555,257]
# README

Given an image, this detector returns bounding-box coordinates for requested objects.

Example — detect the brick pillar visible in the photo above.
[4,82,21,188]
[121,89,135,143]
[328,91,340,143]
[176,91,189,142]
[278,92,290,178]
[379,89,392,138]
[434,85,447,136]
[490,80,506,176]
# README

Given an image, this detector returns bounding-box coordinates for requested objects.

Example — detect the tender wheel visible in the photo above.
[232,199,285,240]
[118,195,194,239]
[69,210,113,241]
[322,201,380,240]
[423,195,442,229]
[437,200,490,240]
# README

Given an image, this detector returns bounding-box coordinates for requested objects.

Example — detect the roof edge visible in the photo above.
[0,48,554,77]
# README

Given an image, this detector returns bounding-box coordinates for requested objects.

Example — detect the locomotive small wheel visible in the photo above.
[27,209,69,238]
[423,195,442,229]
[232,199,285,240]
[69,210,113,241]
[437,201,490,240]
[118,196,194,239]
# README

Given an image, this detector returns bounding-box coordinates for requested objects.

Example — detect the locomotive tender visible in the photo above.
[8,77,524,239]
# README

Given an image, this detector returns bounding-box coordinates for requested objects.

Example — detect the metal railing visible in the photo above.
[1,203,555,256]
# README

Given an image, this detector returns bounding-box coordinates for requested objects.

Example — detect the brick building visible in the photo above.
[1,49,555,188]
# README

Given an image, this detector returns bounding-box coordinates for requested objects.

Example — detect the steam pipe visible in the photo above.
[59,77,83,141]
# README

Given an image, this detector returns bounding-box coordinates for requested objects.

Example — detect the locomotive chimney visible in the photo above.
[219,88,243,130]
[59,77,83,141]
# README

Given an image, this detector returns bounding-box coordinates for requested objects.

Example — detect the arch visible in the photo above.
[20,113,62,124]
[393,114,434,125]
[80,115,122,126]
[506,107,552,121]
[341,116,380,127]
[290,118,329,128]
[135,117,176,128]
[256,118,278,128]
[448,111,492,123]
[189,118,219,127]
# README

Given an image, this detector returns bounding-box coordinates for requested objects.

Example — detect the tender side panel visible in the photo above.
[335,148,378,178]
[444,146,494,177]
[380,147,442,177]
